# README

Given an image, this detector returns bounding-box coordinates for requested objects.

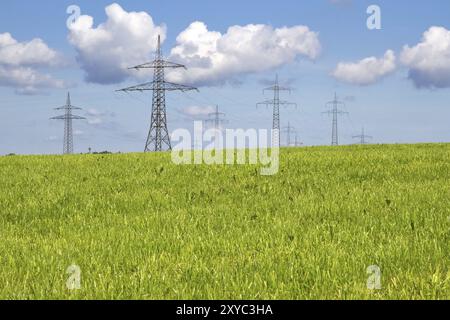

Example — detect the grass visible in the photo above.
[0,143,448,300]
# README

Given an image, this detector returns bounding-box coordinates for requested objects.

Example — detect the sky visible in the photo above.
[0,0,449,155]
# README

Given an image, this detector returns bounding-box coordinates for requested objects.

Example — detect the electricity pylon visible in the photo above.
[117,35,198,152]
[205,105,227,132]
[282,122,297,147]
[323,93,348,146]
[257,74,297,147]
[353,127,373,145]
[204,105,228,150]
[294,134,303,147]
[50,92,86,155]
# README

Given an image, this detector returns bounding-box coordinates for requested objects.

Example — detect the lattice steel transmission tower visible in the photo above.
[204,105,228,150]
[205,105,227,132]
[257,74,297,147]
[50,92,86,155]
[353,127,373,145]
[323,93,348,146]
[118,35,198,152]
[282,122,297,147]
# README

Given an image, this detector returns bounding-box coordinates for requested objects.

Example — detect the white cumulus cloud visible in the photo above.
[168,21,321,86]
[179,105,216,119]
[0,33,67,95]
[68,3,166,84]
[401,26,450,89]
[67,4,320,86]
[332,50,396,86]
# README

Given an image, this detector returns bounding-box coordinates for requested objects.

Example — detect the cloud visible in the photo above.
[0,33,64,67]
[401,26,450,89]
[0,65,66,95]
[68,3,166,84]
[85,108,116,127]
[67,4,320,86]
[168,21,321,86]
[332,50,396,85]
[0,33,67,94]
[179,105,215,119]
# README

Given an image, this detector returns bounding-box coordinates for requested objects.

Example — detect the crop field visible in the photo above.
[0,144,448,300]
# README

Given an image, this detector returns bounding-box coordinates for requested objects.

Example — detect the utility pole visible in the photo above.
[282,122,297,147]
[257,74,297,148]
[353,127,373,145]
[117,35,198,152]
[50,92,86,155]
[323,93,348,146]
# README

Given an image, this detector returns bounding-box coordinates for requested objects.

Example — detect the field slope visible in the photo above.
[0,144,448,299]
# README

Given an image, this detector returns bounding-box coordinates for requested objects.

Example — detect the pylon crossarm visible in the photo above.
[51,115,86,120]
[129,60,187,70]
[118,81,198,92]
[323,110,348,115]
[257,100,274,108]
[163,81,198,92]
[263,86,291,94]
[54,105,83,110]
[326,100,345,107]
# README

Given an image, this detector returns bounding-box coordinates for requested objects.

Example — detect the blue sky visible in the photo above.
[0,0,449,154]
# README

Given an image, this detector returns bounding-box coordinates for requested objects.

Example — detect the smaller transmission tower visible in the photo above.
[353,127,373,145]
[50,92,86,155]
[282,122,297,147]
[323,93,348,146]
[294,134,303,147]
[257,74,297,147]
[205,105,227,132]
[204,105,228,150]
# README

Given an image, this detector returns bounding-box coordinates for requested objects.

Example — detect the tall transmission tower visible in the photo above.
[353,127,373,145]
[282,122,297,147]
[117,35,198,152]
[257,74,297,147]
[323,93,348,146]
[50,92,86,155]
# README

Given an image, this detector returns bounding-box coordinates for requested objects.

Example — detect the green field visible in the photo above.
[0,144,448,300]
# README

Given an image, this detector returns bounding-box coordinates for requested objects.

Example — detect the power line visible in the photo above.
[353,127,373,145]
[117,35,198,152]
[50,92,86,155]
[323,93,348,146]
[257,74,297,147]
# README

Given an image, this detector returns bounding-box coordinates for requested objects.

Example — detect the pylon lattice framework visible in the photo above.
[323,93,348,146]
[257,75,297,147]
[205,105,227,132]
[353,127,373,145]
[204,105,228,149]
[50,93,86,155]
[118,35,198,152]
[282,122,297,147]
